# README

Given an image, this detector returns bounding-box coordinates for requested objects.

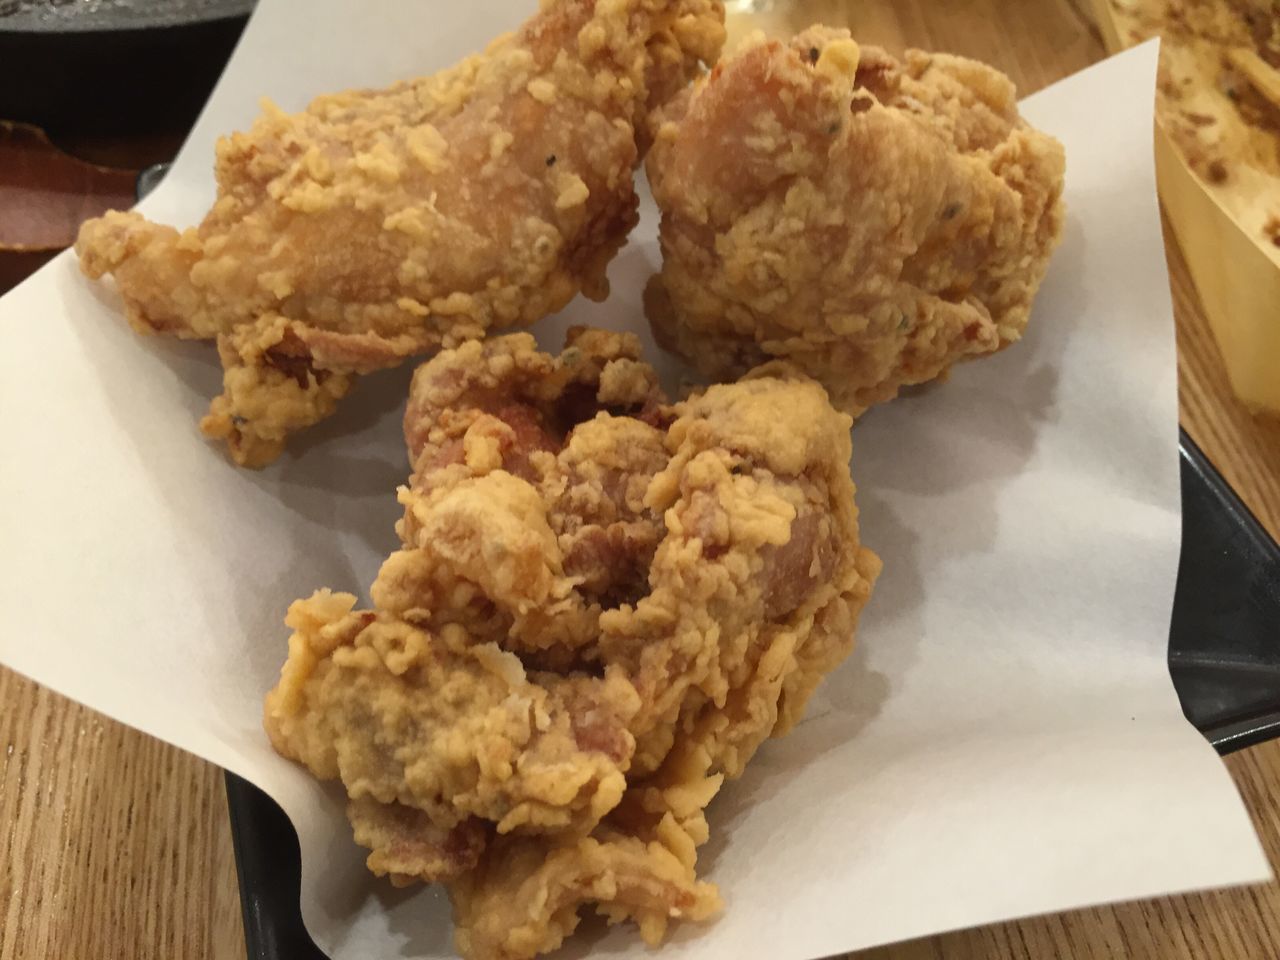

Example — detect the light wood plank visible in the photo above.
[0,668,244,960]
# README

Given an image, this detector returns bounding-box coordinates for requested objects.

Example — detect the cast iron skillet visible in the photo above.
[0,0,254,133]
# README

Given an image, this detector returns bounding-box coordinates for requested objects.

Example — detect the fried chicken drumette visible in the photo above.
[644,27,1066,417]
[76,0,725,467]
[265,329,880,959]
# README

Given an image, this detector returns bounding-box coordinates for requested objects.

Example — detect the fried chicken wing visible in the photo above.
[264,329,879,958]
[76,0,725,467]
[644,27,1066,417]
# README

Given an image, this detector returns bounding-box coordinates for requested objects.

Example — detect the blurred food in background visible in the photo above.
[1096,0,1280,418]
[1108,1,1278,251]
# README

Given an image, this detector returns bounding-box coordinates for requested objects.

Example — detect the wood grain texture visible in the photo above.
[1,2,1278,960]
[0,668,244,960]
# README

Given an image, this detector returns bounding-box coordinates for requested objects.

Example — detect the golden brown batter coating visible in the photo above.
[265,329,879,958]
[644,27,1065,417]
[265,589,641,868]
[76,0,725,466]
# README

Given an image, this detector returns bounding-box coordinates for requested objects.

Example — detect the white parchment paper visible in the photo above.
[0,2,1268,957]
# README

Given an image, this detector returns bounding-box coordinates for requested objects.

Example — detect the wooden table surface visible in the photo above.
[3,2,1280,958]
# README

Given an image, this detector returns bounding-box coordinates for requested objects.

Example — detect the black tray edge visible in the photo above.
[226,772,328,960]
[1174,429,1280,754]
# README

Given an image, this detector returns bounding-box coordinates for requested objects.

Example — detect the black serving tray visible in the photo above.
[222,429,1280,960]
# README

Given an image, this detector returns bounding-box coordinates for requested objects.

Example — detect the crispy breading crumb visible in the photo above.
[74,0,726,466]
[265,329,879,959]
[644,26,1065,418]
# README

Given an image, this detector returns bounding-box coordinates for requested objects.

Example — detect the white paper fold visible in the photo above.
[0,3,1267,957]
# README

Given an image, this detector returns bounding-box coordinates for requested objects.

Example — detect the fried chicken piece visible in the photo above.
[453,833,717,960]
[377,330,669,669]
[452,800,721,960]
[452,736,724,960]
[265,329,879,959]
[265,589,642,875]
[347,797,488,887]
[644,27,1066,417]
[601,361,882,776]
[76,0,725,467]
